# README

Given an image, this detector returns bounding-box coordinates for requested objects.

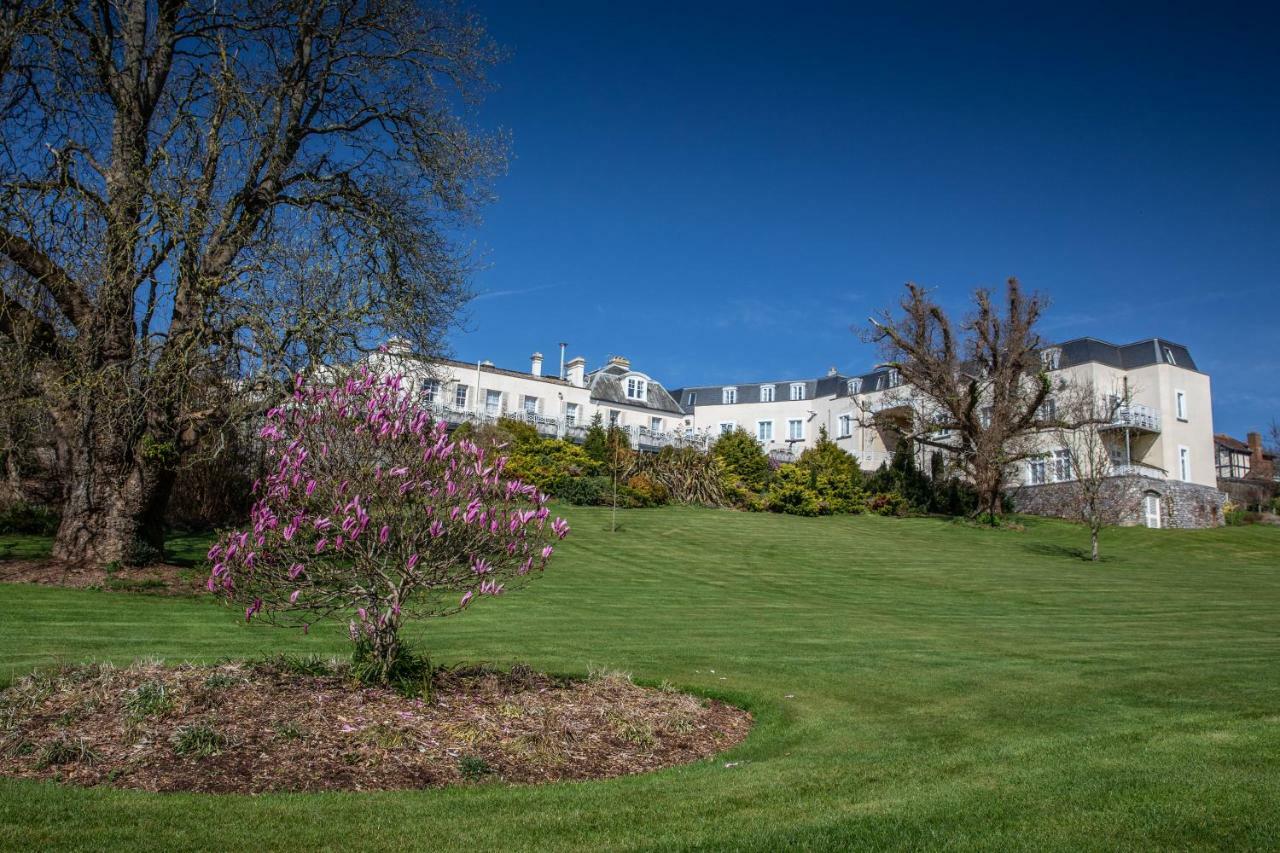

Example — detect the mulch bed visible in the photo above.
[0,659,752,793]
[0,560,201,595]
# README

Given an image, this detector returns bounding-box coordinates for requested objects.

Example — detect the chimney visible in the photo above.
[1248,432,1264,466]
[607,355,631,369]
[530,352,543,377]
[827,366,838,377]
[565,356,586,388]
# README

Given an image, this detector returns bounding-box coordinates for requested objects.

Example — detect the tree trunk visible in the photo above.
[1090,526,1100,562]
[50,419,169,566]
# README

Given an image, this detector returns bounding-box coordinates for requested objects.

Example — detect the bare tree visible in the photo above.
[0,0,505,564]
[1045,380,1134,561]
[866,278,1053,522]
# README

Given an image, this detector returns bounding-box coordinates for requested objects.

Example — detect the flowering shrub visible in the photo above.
[207,369,569,683]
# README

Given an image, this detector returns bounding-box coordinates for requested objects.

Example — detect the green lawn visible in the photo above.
[2,509,1279,851]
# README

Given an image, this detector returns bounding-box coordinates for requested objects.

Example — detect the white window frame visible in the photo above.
[422,380,440,404]
[787,418,804,441]
[1144,492,1162,528]
[454,384,468,410]
[760,384,775,403]
[626,377,647,401]
[838,414,853,438]
[848,377,862,395]
[485,389,502,415]
[1028,458,1047,485]
[1164,346,1177,365]
[522,395,539,416]
[789,383,805,401]
[1175,389,1187,421]
[887,369,901,388]
[1041,348,1062,370]
[757,419,774,442]
[650,416,663,432]
[722,387,737,405]
[565,402,579,425]
[608,410,621,426]
[1178,445,1190,481]
[718,421,736,435]
[686,391,697,406]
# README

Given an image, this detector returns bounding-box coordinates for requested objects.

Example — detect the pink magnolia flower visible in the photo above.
[552,517,570,539]
[459,590,474,609]
[378,525,390,544]
[407,553,420,571]
[289,590,301,604]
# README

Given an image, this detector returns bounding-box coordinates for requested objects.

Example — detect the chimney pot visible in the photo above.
[530,352,543,377]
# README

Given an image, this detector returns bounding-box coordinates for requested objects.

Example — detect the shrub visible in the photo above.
[713,428,772,492]
[207,369,570,684]
[124,681,172,718]
[765,479,822,516]
[625,473,670,507]
[0,500,60,535]
[548,475,610,506]
[868,492,910,517]
[634,446,728,507]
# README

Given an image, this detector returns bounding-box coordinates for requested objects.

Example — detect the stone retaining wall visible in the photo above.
[1010,476,1226,529]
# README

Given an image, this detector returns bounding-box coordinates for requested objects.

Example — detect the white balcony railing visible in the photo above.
[1105,403,1161,433]
[419,403,713,452]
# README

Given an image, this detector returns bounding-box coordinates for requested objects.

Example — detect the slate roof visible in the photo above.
[588,364,685,415]
[1048,337,1198,372]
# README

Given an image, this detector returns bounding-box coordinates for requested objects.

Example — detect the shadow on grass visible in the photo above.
[1022,542,1114,563]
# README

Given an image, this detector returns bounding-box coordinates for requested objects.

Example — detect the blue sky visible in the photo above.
[448,1,1279,438]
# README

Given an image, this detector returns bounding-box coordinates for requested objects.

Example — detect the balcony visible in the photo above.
[1101,403,1161,433]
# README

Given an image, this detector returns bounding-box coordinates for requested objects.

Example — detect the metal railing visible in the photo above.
[1105,403,1161,432]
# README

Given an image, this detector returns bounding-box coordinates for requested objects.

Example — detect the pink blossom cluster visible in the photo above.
[208,368,570,643]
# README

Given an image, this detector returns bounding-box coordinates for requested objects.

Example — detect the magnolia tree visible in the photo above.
[208,369,569,682]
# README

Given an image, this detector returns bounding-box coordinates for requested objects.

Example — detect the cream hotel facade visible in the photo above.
[376,335,1223,529]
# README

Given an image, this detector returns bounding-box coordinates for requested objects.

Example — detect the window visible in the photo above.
[485,389,502,415]
[650,416,663,432]
[1050,448,1072,482]
[789,383,805,401]
[625,377,647,401]
[1029,449,1072,485]
[847,377,862,395]
[1038,397,1056,422]
[722,387,737,405]
[522,395,539,416]
[979,406,993,428]
[422,380,440,404]
[1179,446,1190,481]
[608,410,620,426]
[838,414,853,437]
[454,384,468,410]
[787,419,803,441]
[760,384,775,403]
[1163,346,1177,365]
[686,392,697,406]
[1041,348,1062,370]
[1175,390,1187,421]
[565,403,579,425]
[719,421,736,435]
[757,420,774,442]
[887,369,900,388]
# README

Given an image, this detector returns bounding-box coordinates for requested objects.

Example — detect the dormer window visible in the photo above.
[1041,347,1062,370]
[847,377,862,395]
[686,391,696,406]
[1163,346,1177,366]
[723,387,737,405]
[760,384,775,402]
[887,369,900,388]
[789,383,805,401]
[625,377,647,401]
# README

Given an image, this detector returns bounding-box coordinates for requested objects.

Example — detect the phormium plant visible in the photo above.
[208,369,570,684]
